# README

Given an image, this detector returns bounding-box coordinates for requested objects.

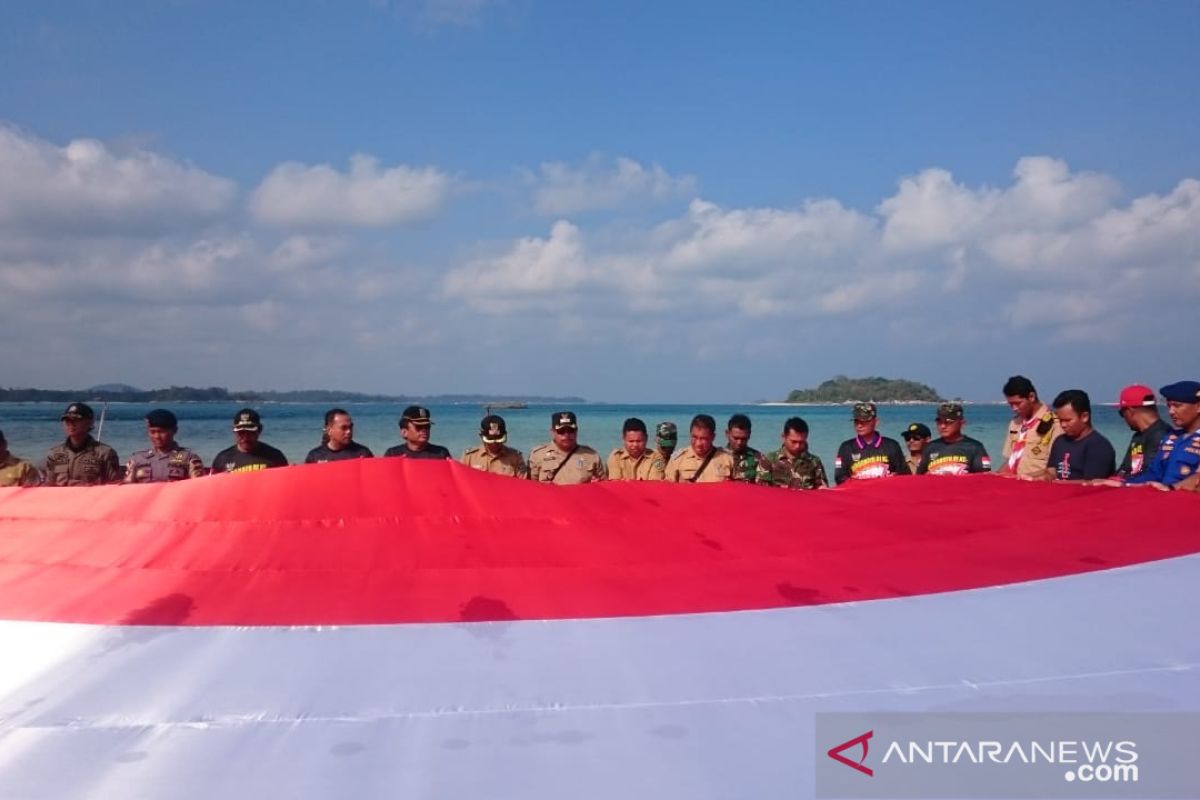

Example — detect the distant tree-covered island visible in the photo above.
[0,385,585,405]
[784,375,943,404]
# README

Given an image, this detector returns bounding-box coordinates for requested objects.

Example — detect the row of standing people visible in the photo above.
[2,376,1198,492]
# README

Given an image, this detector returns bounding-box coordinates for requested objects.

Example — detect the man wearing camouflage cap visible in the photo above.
[1124,380,1200,490]
[915,402,991,475]
[43,402,121,486]
[900,422,932,475]
[461,415,528,478]
[833,402,909,484]
[529,411,606,483]
[385,406,451,460]
[654,421,678,464]
[125,408,206,482]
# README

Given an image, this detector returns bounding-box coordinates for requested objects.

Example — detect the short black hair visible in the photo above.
[727,413,752,431]
[1053,389,1091,416]
[1003,375,1037,397]
[690,414,717,434]
[783,417,809,436]
[622,417,647,435]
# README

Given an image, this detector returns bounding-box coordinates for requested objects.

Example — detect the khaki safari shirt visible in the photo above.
[665,446,734,483]
[606,448,666,481]
[460,445,529,478]
[44,436,121,486]
[1000,403,1063,478]
[528,443,607,484]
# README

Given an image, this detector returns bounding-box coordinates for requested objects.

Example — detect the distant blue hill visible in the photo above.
[1,386,585,404]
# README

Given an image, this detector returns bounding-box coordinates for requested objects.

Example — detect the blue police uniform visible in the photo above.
[1126,380,1200,487]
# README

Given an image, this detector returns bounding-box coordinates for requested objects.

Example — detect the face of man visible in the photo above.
[483,440,504,456]
[782,430,808,458]
[690,426,714,458]
[326,414,354,449]
[1007,393,1037,420]
[726,426,750,454]
[403,422,431,449]
[62,417,92,443]
[935,417,964,442]
[905,436,929,455]
[853,416,877,438]
[234,429,260,453]
[1056,405,1090,439]
[623,430,648,459]
[147,424,176,452]
[552,426,578,452]
[1166,400,1200,432]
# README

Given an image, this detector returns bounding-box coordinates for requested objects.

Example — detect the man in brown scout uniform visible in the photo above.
[0,429,41,486]
[759,417,828,489]
[607,417,666,480]
[461,414,528,478]
[665,414,734,483]
[998,375,1063,478]
[528,411,606,484]
[43,402,121,486]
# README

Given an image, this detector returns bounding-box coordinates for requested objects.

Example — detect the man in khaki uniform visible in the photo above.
[998,375,1063,478]
[43,402,121,486]
[0,429,41,486]
[900,422,931,475]
[666,414,734,483]
[461,414,528,478]
[529,411,606,484]
[607,418,666,480]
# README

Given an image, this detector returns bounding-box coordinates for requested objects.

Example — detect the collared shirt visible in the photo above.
[833,434,909,484]
[606,448,666,481]
[1000,404,1062,478]
[0,454,41,487]
[383,444,452,460]
[461,444,529,478]
[729,446,770,484]
[916,437,991,475]
[528,443,607,484]
[759,447,828,489]
[43,436,121,486]
[125,443,206,482]
[1126,428,1200,486]
[665,446,734,483]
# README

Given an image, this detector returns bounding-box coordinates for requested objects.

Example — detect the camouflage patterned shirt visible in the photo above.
[729,446,770,484]
[758,447,829,490]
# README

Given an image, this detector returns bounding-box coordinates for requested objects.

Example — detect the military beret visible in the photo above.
[1160,380,1200,403]
[145,409,178,428]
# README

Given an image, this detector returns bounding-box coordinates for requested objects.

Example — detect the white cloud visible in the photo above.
[528,154,697,216]
[0,125,235,232]
[249,154,453,228]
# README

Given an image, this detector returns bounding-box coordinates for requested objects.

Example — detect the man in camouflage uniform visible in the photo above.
[461,414,528,478]
[726,413,770,484]
[607,418,666,480]
[43,402,121,486]
[529,411,606,484]
[125,409,206,482]
[0,429,41,486]
[759,417,828,489]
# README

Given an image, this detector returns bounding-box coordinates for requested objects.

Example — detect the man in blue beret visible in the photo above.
[1123,380,1200,490]
[125,409,206,482]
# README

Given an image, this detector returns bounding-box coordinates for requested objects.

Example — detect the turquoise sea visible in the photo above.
[0,401,1136,472]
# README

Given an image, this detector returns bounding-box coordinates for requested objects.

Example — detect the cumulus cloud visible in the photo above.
[249,154,453,228]
[0,125,235,232]
[528,154,697,216]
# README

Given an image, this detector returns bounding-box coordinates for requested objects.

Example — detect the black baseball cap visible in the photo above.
[61,402,95,421]
[901,422,932,440]
[145,409,178,429]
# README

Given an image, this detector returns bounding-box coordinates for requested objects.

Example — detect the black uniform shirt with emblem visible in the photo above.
[211,442,290,474]
[305,442,375,463]
[833,434,910,484]
[1117,418,1170,478]
[916,436,991,475]
[126,443,206,482]
[43,436,121,486]
[383,443,452,460]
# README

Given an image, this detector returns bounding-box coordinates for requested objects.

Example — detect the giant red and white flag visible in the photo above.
[1,461,1197,798]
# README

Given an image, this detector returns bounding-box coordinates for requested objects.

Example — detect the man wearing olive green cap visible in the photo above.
[916,402,992,475]
[654,421,678,464]
[833,402,909,484]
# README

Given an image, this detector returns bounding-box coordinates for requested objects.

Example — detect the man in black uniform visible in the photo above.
[833,402,909,484]
[384,406,451,459]
[125,409,206,482]
[916,402,991,475]
[211,408,289,474]
[1114,384,1170,480]
[305,408,374,463]
[43,402,121,486]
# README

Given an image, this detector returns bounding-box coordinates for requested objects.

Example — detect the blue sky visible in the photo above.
[1,0,1197,402]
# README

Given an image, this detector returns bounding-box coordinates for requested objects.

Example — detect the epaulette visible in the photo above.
[1035,412,1055,437]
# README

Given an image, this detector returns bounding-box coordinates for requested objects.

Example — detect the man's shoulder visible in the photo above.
[461,445,484,459]
[574,444,601,458]
[383,444,405,457]
[528,442,556,458]
[608,447,625,459]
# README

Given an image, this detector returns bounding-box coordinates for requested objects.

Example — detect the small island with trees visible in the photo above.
[782,375,943,404]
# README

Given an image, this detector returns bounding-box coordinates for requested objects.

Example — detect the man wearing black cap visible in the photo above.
[916,402,991,475]
[43,402,121,486]
[125,409,206,482]
[211,408,289,474]
[529,411,606,483]
[1124,380,1200,489]
[833,402,909,484]
[461,414,528,477]
[0,429,41,487]
[385,406,451,459]
[900,422,932,475]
